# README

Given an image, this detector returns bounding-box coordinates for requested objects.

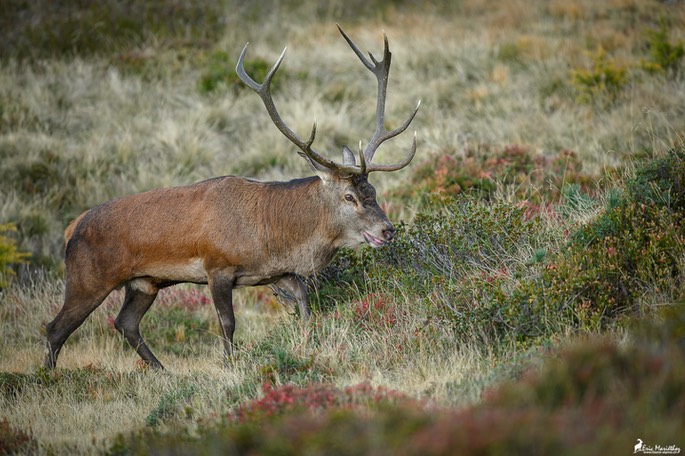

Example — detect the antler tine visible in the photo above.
[366,131,417,173]
[236,43,360,174]
[337,25,420,173]
[337,24,375,71]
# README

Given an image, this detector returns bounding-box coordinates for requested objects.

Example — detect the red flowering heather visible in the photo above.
[231,382,414,423]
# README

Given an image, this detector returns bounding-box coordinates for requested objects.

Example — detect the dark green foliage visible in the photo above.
[316,150,685,343]
[0,0,227,60]
[551,150,685,326]
[315,197,548,343]
[473,151,685,336]
[627,149,685,212]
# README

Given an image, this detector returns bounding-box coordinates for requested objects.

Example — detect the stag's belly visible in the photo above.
[130,257,288,290]
[134,258,208,285]
[234,274,284,287]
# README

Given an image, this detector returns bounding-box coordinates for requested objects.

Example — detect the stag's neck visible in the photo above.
[251,176,343,275]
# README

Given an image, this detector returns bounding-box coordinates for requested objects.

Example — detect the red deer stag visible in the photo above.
[44,25,420,369]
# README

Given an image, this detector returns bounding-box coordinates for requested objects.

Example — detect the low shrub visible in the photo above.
[232,382,413,423]
[393,144,593,205]
[314,196,551,344]
[570,48,628,105]
[642,21,684,76]
[541,150,685,329]
[0,418,36,455]
[0,223,29,289]
[315,150,685,344]
[109,304,685,455]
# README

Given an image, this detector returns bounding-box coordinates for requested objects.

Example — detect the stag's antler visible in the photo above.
[236,26,420,175]
[337,25,421,173]
[236,45,358,175]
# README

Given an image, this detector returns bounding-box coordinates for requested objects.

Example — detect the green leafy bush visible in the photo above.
[316,150,685,344]
[543,150,685,328]
[571,48,628,105]
[642,21,684,76]
[314,197,550,343]
[0,223,29,289]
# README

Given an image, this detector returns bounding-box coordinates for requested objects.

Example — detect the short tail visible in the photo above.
[64,212,88,252]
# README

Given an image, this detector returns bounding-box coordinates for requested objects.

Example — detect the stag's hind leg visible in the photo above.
[272,274,310,319]
[114,280,163,369]
[44,281,115,369]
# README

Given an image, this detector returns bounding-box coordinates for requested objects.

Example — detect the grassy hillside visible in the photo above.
[1,0,684,453]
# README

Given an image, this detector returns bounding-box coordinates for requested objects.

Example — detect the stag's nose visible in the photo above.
[382,224,396,241]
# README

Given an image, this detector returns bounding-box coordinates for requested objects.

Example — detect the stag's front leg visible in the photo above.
[208,272,236,365]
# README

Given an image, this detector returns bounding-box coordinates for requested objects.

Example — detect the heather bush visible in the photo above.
[0,418,36,455]
[232,382,413,422]
[109,304,685,455]
[315,151,685,344]
[314,196,553,344]
[540,150,685,328]
[393,144,594,205]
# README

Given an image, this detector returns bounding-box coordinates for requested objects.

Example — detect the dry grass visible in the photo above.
[1,276,501,453]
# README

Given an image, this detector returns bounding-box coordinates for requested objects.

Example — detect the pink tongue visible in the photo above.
[366,232,383,246]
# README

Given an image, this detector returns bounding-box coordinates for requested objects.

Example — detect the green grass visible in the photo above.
[1,0,685,453]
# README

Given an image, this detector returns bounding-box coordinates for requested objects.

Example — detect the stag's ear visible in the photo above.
[299,152,330,174]
[303,155,334,183]
[341,145,356,166]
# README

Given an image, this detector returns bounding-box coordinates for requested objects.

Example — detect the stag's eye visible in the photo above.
[344,194,357,204]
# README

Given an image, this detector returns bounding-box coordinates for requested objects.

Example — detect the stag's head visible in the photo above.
[237,25,420,249]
